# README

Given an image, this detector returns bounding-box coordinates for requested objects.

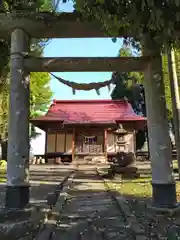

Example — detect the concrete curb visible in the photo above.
[96,168,145,235]
[35,169,77,239]
[50,171,75,220]
[34,223,55,240]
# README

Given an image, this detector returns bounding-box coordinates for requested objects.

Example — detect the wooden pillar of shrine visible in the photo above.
[142,35,177,208]
[104,129,107,161]
[133,130,136,155]
[72,128,75,162]
[44,131,48,163]
[5,29,30,208]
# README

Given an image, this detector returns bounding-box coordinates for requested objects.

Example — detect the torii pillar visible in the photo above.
[142,35,177,208]
[5,29,30,208]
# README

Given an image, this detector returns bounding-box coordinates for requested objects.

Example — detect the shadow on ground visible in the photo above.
[0,165,74,206]
[0,164,180,239]
[30,165,74,204]
[51,167,180,239]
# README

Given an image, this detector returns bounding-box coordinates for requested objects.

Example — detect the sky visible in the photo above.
[43,1,123,100]
[32,1,124,154]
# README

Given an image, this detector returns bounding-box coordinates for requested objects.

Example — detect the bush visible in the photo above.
[0,160,7,170]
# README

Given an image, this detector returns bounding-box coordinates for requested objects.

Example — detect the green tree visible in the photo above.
[0,70,53,160]
[2,0,52,12]
[72,0,180,43]
[111,46,147,150]
[30,72,53,139]
[30,72,53,118]
[0,0,53,159]
[162,54,172,119]
[112,46,179,150]
[112,46,145,114]
[162,49,180,121]
[0,71,53,156]
[0,0,52,73]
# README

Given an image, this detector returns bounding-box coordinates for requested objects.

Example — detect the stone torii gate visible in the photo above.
[0,12,177,209]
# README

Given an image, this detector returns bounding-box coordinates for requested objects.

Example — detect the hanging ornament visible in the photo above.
[49,72,113,91]
[107,84,111,92]
[95,89,100,95]
[72,88,76,95]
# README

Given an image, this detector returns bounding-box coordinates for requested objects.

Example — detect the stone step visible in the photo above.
[75,156,107,164]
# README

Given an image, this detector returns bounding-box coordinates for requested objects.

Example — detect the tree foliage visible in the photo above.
[111,46,145,115]
[0,0,52,74]
[0,71,53,141]
[0,0,53,143]
[111,46,146,150]
[29,71,53,139]
[162,48,180,126]
[30,72,53,118]
[72,0,180,42]
[1,0,52,12]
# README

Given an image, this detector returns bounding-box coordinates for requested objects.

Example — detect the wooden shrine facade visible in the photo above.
[31,100,146,163]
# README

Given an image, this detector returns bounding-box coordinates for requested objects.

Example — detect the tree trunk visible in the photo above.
[142,35,177,208]
[145,126,150,159]
[5,29,30,209]
[1,139,7,161]
[167,46,180,178]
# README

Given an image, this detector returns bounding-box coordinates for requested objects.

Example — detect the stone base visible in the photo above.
[75,155,106,164]
[0,206,33,223]
[121,172,140,179]
[152,182,177,209]
[0,206,48,239]
[147,203,180,215]
[5,185,30,209]
[114,166,138,174]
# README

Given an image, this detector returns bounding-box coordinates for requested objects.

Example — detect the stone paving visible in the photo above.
[52,166,136,239]
[30,165,74,205]
[0,165,75,207]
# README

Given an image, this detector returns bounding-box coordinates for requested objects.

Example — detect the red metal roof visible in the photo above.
[32,99,146,125]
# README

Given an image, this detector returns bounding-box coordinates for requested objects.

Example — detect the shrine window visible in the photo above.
[84,136,97,145]
[117,135,124,141]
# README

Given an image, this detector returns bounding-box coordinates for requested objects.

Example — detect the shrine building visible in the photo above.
[31,99,146,163]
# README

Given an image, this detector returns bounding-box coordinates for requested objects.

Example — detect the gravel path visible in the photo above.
[52,166,135,239]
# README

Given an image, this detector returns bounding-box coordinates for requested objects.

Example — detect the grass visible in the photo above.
[107,160,180,200]
[111,180,180,200]
[0,160,6,183]
[0,169,6,183]
[173,159,178,169]
[111,180,152,198]
[109,163,180,201]
[108,163,180,239]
